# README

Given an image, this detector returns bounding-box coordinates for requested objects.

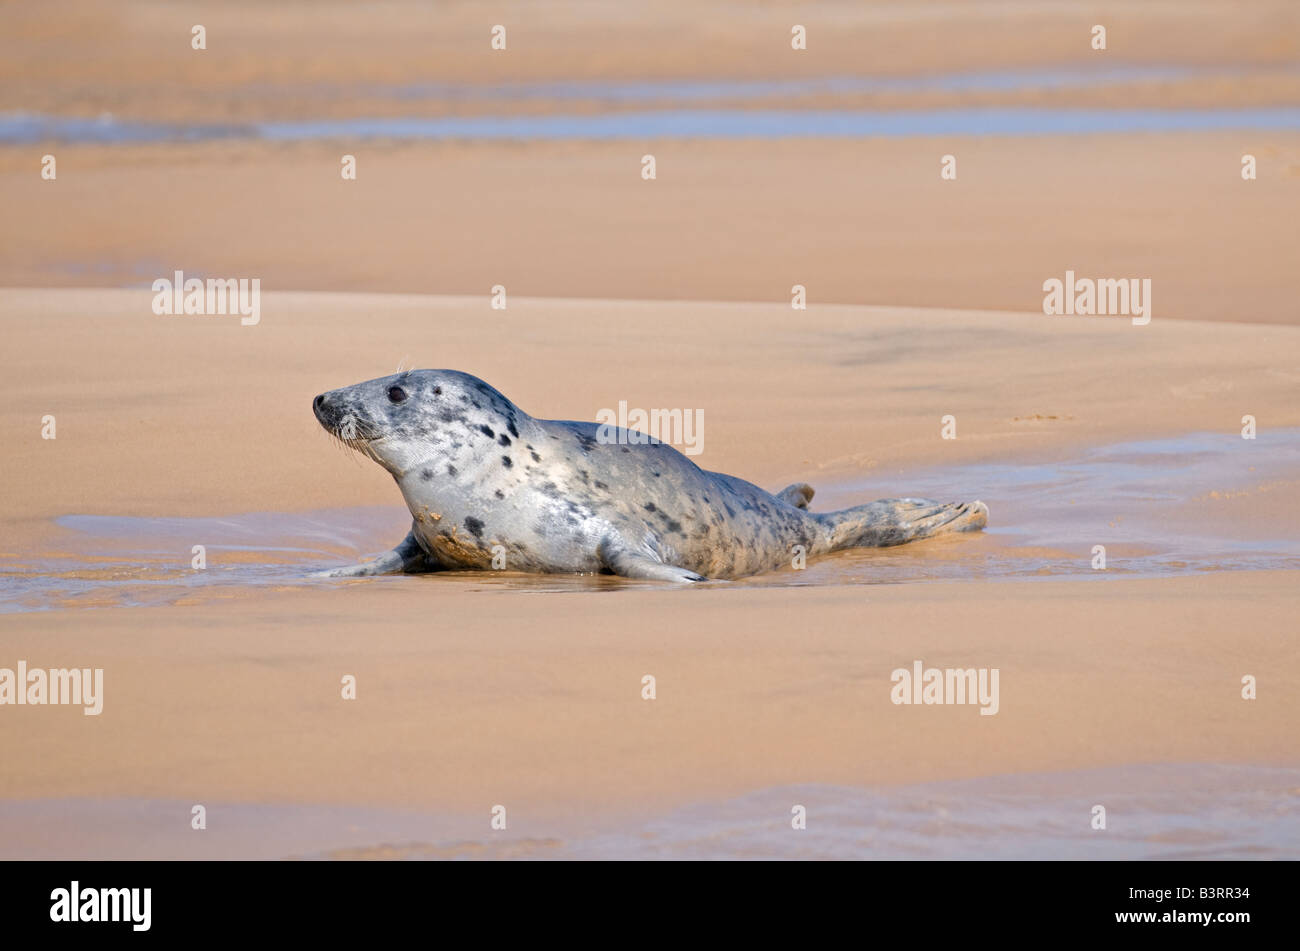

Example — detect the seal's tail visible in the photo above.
[818,498,988,550]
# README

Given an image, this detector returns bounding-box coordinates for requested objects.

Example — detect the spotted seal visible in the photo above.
[312,370,988,581]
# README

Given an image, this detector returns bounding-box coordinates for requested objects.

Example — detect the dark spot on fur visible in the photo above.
[498,433,512,447]
[494,489,504,500]
[421,468,434,481]
[501,456,513,468]
[644,503,657,512]
[479,424,495,438]
[594,481,608,490]
[447,464,458,476]
[507,418,519,438]
[464,516,485,539]
[531,451,541,463]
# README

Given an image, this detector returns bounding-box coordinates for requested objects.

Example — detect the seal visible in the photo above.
[312,370,988,581]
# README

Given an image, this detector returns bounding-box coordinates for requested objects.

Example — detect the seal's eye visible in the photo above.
[387,385,407,404]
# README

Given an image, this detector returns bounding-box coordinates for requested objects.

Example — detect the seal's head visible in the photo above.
[313,369,525,480]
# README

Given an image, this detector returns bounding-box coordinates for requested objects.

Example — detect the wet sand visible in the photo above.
[0,572,1296,835]
[4,132,1299,323]
[5,1,1298,122]
[5,763,1298,860]
[4,2,1299,322]
[5,426,1300,613]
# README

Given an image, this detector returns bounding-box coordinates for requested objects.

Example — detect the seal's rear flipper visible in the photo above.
[313,527,437,578]
[821,498,988,549]
[598,538,706,582]
[775,483,815,509]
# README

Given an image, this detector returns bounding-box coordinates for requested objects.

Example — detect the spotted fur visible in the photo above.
[312,370,988,581]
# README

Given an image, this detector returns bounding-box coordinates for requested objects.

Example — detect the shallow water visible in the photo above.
[1,430,1296,612]
[819,428,1300,582]
[369,65,1288,103]
[1,763,1293,860]
[4,106,1298,146]
[6,63,1299,145]
[560,763,1300,861]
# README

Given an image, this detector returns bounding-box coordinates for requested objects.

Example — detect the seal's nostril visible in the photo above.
[313,394,325,410]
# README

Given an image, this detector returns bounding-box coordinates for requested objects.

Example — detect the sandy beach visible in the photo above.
[1,569,1296,809]
[4,134,1299,323]
[1,0,1297,860]
[1,289,1298,857]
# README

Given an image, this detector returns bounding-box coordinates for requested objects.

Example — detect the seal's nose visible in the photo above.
[313,393,333,424]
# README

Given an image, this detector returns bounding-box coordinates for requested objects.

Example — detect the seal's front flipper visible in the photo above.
[775,483,815,509]
[313,528,436,578]
[597,538,707,583]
